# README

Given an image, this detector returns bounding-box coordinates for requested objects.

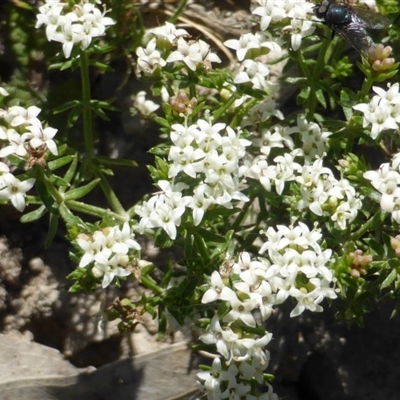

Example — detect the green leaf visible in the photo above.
[20,205,47,223]
[45,212,59,249]
[89,60,114,72]
[63,154,79,185]
[381,268,397,290]
[184,233,195,260]
[315,88,327,108]
[64,178,100,200]
[92,106,110,121]
[53,100,81,114]
[47,155,74,171]
[49,59,74,71]
[92,100,119,112]
[142,263,155,277]
[152,115,171,129]
[96,156,138,168]
[48,174,71,188]
[373,67,400,82]
[68,103,84,127]
[285,77,307,84]
[59,202,83,228]
[195,228,226,244]
[35,179,59,214]
[298,86,311,104]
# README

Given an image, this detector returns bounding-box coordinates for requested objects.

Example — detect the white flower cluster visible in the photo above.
[224,32,282,62]
[76,222,141,288]
[296,159,362,230]
[198,223,336,399]
[251,0,315,51]
[353,83,400,139]
[240,115,361,230]
[0,96,59,212]
[0,105,58,158]
[135,121,251,239]
[136,22,221,75]
[364,152,400,224]
[36,0,115,58]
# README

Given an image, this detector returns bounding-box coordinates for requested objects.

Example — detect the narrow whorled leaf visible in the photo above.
[381,268,397,290]
[62,154,79,185]
[96,156,138,168]
[64,178,100,200]
[47,155,74,171]
[45,212,59,249]
[20,205,47,223]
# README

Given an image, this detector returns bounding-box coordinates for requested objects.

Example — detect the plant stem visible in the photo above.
[80,52,125,215]
[213,93,238,121]
[67,199,126,221]
[168,0,188,24]
[80,52,94,158]
[358,67,374,101]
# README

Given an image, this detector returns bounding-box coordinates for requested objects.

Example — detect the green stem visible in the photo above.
[66,199,126,221]
[80,52,95,158]
[80,52,125,215]
[358,69,375,102]
[213,93,238,121]
[168,0,188,24]
[298,36,330,120]
[94,168,126,215]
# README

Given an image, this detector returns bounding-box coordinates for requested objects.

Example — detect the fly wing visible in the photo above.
[334,13,375,54]
[352,5,391,30]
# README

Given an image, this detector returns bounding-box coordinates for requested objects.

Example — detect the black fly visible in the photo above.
[313,0,390,54]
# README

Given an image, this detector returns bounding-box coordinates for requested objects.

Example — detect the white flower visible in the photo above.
[135,91,160,115]
[92,248,131,288]
[197,357,239,399]
[51,19,85,58]
[353,96,398,139]
[134,180,191,239]
[0,173,35,212]
[167,37,220,71]
[168,144,205,179]
[0,87,9,96]
[222,288,258,327]
[233,60,270,90]
[6,105,41,127]
[36,0,115,58]
[289,287,324,317]
[284,18,315,51]
[136,38,167,74]
[199,314,239,360]
[26,124,59,155]
[234,332,272,363]
[188,184,214,226]
[202,271,228,303]
[0,128,30,157]
[76,223,140,288]
[252,1,288,31]
[247,98,285,124]
[224,32,282,62]
[150,21,188,44]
